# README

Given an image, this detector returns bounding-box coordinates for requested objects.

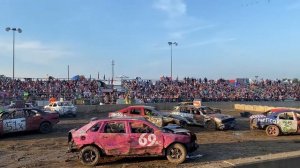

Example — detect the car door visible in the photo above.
[277,112,298,133]
[2,110,26,133]
[25,109,42,131]
[194,110,207,126]
[128,120,163,155]
[193,109,202,124]
[97,121,130,155]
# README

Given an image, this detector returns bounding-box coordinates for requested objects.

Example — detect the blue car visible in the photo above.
[249,108,300,136]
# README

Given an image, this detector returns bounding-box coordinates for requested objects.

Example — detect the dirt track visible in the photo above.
[1,108,300,168]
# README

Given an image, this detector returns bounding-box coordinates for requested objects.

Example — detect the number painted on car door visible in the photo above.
[3,118,26,133]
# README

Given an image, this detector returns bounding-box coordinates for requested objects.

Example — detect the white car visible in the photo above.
[44,101,77,117]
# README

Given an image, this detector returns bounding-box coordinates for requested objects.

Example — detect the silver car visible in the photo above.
[171,105,236,130]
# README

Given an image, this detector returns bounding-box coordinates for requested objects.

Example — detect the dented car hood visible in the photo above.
[69,120,98,136]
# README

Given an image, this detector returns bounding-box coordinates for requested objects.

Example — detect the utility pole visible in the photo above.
[68,65,69,81]
[168,42,178,80]
[112,60,115,85]
[6,27,22,80]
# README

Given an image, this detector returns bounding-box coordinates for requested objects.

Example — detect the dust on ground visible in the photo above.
[1,107,300,168]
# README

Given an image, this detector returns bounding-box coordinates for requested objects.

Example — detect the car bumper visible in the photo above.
[218,121,236,130]
[186,142,199,153]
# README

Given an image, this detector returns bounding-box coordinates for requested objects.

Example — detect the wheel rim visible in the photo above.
[83,150,97,163]
[267,126,278,135]
[169,147,182,160]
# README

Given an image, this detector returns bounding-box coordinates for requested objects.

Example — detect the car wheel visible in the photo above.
[72,113,77,118]
[249,119,255,130]
[166,143,187,164]
[80,146,100,166]
[39,122,52,134]
[266,125,280,136]
[205,121,216,131]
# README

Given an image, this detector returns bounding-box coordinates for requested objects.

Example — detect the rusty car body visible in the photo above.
[108,105,188,127]
[68,118,198,166]
[249,108,300,136]
[0,108,59,136]
[171,105,235,130]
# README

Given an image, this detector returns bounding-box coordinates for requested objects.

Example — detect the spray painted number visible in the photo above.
[138,133,157,146]
[3,118,26,133]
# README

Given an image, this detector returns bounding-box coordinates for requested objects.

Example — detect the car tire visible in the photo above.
[80,146,100,166]
[205,121,216,131]
[166,143,187,164]
[266,125,280,136]
[249,119,255,130]
[39,122,52,134]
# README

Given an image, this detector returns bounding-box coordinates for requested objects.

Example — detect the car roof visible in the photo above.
[94,117,147,122]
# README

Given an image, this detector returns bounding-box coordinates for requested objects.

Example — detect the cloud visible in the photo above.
[153,0,186,18]
[169,24,216,39]
[183,37,237,48]
[153,0,213,40]
[152,37,236,50]
[0,39,72,65]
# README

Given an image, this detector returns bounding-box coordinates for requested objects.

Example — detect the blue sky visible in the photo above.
[1,0,300,80]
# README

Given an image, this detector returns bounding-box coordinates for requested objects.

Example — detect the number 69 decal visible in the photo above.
[138,133,157,146]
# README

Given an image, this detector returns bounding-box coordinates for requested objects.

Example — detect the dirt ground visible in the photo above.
[1,107,300,168]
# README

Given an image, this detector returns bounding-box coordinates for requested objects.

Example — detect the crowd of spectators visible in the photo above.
[121,77,300,103]
[0,77,109,104]
[1,76,300,105]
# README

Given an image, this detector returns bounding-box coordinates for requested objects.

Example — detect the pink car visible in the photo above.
[68,118,198,166]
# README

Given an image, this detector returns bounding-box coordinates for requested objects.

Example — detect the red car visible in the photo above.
[68,118,198,166]
[0,108,59,135]
[109,105,187,127]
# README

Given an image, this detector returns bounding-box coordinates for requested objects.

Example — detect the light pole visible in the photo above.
[6,27,22,80]
[68,65,70,81]
[168,42,178,80]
